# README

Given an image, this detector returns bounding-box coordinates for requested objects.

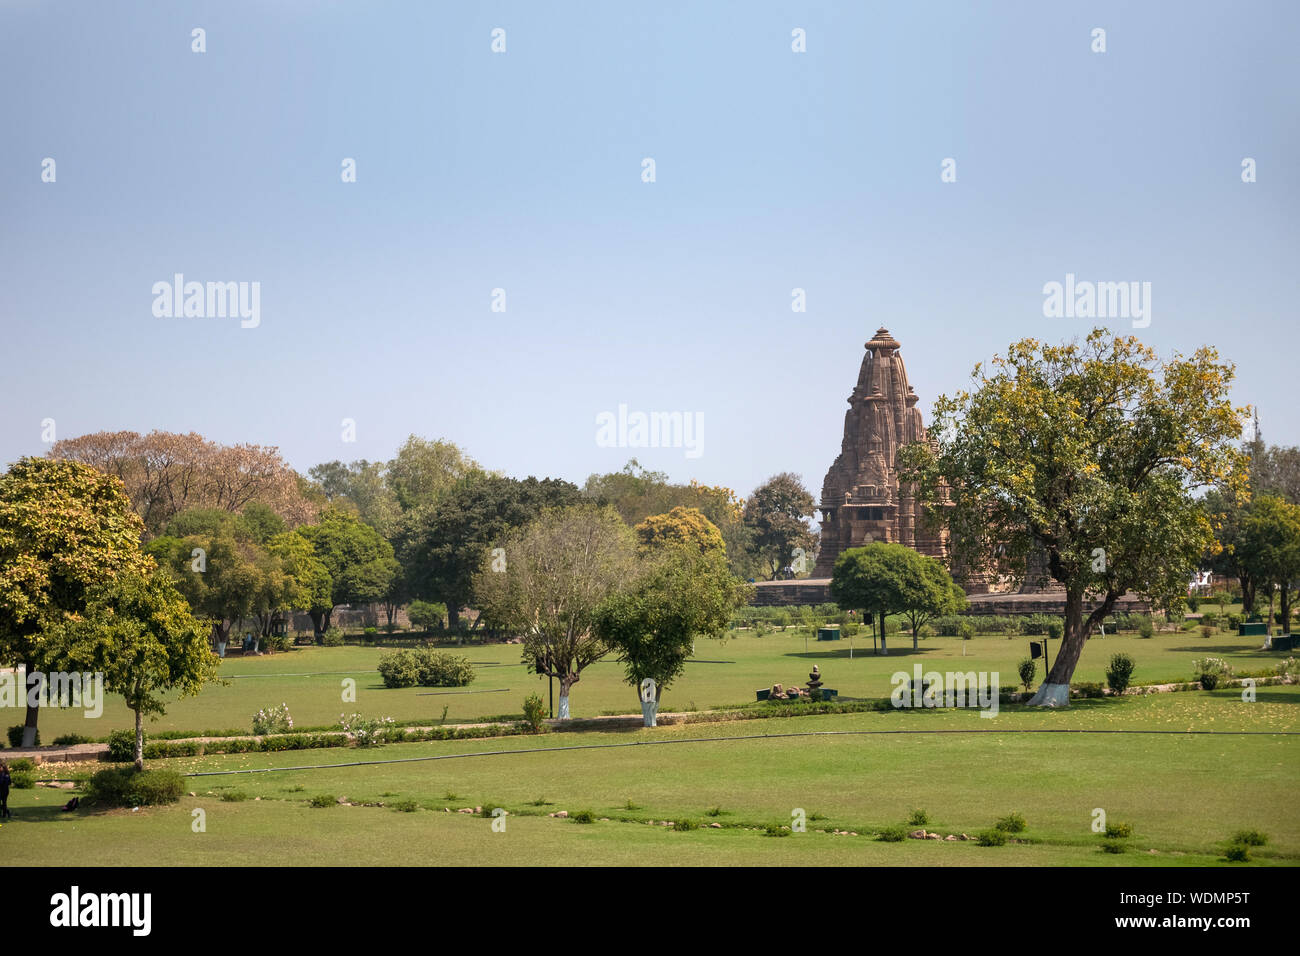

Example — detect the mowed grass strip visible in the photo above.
[30,630,1292,739]
[12,689,1297,866]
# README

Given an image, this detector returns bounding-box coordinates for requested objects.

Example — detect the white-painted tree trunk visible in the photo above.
[641,700,658,727]
[557,695,570,719]
[1027,682,1071,707]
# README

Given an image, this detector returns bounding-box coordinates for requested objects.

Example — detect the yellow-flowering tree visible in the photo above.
[900,330,1247,706]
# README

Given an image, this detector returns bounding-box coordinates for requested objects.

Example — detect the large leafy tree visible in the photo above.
[742,472,817,580]
[475,505,634,718]
[401,474,580,628]
[0,458,153,746]
[899,330,1246,706]
[1239,495,1300,635]
[830,542,950,655]
[297,508,399,638]
[49,430,315,537]
[48,569,219,769]
[633,506,726,556]
[148,529,261,648]
[595,532,748,725]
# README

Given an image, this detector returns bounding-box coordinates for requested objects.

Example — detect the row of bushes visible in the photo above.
[377,648,476,688]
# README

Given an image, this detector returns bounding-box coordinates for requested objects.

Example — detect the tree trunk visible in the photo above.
[1029,588,1118,707]
[1281,584,1292,637]
[309,610,327,642]
[134,708,144,772]
[558,675,576,719]
[1240,576,1256,618]
[22,657,40,748]
[1267,590,1276,637]
[878,611,888,656]
[447,605,460,630]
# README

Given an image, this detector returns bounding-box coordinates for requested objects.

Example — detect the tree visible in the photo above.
[297,508,399,639]
[148,529,261,649]
[1239,495,1300,635]
[401,474,580,628]
[0,458,153,746]
[1202,488,1260,616]
[830,543,950,655]
[474,506,634,718]
[742,472,816,580]
[595,539,748,725]
[385,436,480,513]
[899,330,1246,706]
[50,430,315,537]
[633,506,726,556]
[900,560,968,650]
[47,569,219,770]
[583,460,759,579]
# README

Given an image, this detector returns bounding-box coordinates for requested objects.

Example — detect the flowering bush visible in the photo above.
[1193,658,1232,691]
[339,713,395,747]
[252,703,294,736]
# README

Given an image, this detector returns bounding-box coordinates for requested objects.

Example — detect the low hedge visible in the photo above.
[84,767,185,807]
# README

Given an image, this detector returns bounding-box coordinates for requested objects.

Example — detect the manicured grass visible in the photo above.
[25,628,1291,741]
[8,687,1297,866]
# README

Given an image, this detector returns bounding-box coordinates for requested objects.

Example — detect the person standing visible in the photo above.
[0,760,12,819]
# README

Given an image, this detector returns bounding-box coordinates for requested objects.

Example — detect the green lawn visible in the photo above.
[6,687,1297,866]
[26,627,1290,741]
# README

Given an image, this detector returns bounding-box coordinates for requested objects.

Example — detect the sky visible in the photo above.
[2,1,1296,506]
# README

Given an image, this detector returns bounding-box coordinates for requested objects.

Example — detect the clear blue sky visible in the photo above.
[2,1,1296,503]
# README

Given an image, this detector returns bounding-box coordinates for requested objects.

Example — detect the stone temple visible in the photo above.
[811,327,947,577]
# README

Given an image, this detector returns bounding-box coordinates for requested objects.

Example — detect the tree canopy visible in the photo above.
[900,329,1246,705]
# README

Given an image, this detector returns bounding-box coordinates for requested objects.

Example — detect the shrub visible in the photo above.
[957,618,975,640]
[7,725,37,748]
[1073,682,1106,699]
[220,790,249,802]
[378,650,420,688]
[308,794,336,808]
[522,694,547,734]
[1137,617,1155,639]
[1194,658,1232,691]
[53,733,91,746]
[339,713,396,747]
[107,728,141,762]
[705,806,723,817]
[252,703,294,736]
[1200,625,1214,639]
[11,771,35,789]
[1046,619,1064,640]
[1105,822,1133,838]
[995,812,1027,833]
[1231,829,1267,847]
[975,829,1007,846]
[1276,658,1298,680]
[391,799,420,812]
[263,631,292,652]
[144,740,201,759]
[764,824,791,837]
[1224,844,1250,862]
[479,803,501,818]
[907,808,929,827]
[673,819,699,831]
[7,757,35,773]
[1101,840,1127,854]
[362,627,379,641]
[570,810,596,824]
[85,767,184,807]
[1227,613,1243,629]
[876,825,907,842]
[320,628,344,647]
[1105,653,1136,695]
[414,649,475,687]
[1018,657,1036,691]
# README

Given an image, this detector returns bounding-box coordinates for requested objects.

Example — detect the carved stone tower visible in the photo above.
[812,328,948,577]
